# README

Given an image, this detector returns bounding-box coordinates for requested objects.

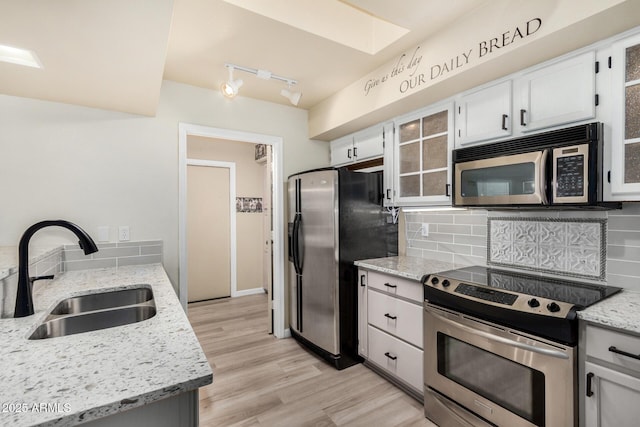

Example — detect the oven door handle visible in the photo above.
[432,310,570,360]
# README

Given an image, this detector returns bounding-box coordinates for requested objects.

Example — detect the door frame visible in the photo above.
[186,159,237,300]
[178,122,286,338]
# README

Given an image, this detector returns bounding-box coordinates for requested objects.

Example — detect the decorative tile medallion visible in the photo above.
[488,217,606,280]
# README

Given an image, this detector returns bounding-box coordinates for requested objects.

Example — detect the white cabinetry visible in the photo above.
[517,50,596,133]
[394,102,454,206]
[582,324,640,427]
[610,32,640,199]
[358,269,423,397]
[330,124,384,167]
[455,80,512,147]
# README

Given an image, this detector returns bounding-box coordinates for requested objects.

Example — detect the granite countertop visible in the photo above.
[578,289,640,336]
[354,255,457,282]
[0,263,212,427]
[0,245,62,280]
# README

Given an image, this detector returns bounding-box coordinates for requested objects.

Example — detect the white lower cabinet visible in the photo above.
[582,324,640,427]
[358,268,423,398]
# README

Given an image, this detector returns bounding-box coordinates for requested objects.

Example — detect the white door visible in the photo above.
[263,146,273,333]
[187,165,231,301]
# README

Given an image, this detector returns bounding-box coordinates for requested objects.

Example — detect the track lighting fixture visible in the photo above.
[221,63,301,105]
[220,66,243,99]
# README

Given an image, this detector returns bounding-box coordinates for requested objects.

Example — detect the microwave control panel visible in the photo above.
[553,144,589,203]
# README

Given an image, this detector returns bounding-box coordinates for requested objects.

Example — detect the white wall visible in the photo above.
[0,80,330,290]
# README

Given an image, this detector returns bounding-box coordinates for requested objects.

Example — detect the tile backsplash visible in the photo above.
[402,204,640,292]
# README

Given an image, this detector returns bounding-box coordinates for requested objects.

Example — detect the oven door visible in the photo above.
[423,304,576,427]
[454,149,548,206]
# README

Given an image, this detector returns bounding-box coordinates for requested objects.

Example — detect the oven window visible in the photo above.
[460,162,536,197]
[437,333,545,426]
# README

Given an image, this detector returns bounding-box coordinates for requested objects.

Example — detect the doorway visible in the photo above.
[178,123,286,338]
[186,161,236,302]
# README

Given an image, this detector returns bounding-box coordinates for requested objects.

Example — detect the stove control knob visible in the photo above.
[442,279,451,288]
[430,277,439,285]
[528,298,540,308]
[547,302,561,313]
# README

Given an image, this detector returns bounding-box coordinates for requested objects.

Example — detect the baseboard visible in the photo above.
[282,328,292,338]
[232,287,266,297]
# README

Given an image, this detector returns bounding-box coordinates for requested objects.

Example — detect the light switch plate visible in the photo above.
[97,226,109,242]
[118,226,130,241]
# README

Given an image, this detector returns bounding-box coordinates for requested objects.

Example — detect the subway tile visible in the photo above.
[454,254,486,266]
[607,273,640,291]
[118,240,162,247]
[410,240,438,251]
[454,234,486,246]
[437,224,472,235]
[64,258,117,272]
[607,259,640,277]
[423,232,454,243]
[608,230,640,247]
[64,249,91,261]
[117,254,162,267]
[437,242,472,255]
[472,246,488,258]
[93,246,141,259]
[608,244,640,261]
[420,249,454,263]
[609,203,640,215]
[141,245,163,256]
[406,247,423,258]
[454,214,487,225]
[97,243,117,249]
[608,215,640,231]
[472,225,487,236]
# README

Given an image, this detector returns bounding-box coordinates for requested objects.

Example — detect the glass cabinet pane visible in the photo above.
[423,110,448,136]
[400,175,420,197]
[399,119,420,142]
[423,135,448,170]
[625,142,640,183]
[625,84,640,139]
[400,142,420,173]
[423,171,447,196]
[626,44,640,82]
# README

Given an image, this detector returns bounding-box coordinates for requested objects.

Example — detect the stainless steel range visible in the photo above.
[422,266,621,427]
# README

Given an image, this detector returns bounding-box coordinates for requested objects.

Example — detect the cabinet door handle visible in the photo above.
[501,114,508,130]
[347,148,352,159]
[360,274,366,287]
[520,109,527,126]
[609,346,640,361]
[445,183,451,197]
[384,313,397,320]
[353,146,358,157]
[384,352,397,361]
[386,189,391,200]
[383,282,397,289]
[586,372,594,397]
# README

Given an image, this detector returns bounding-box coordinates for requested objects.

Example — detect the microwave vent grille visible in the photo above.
[453,123,597,162]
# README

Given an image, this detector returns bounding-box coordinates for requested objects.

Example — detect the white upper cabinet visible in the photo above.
[330,124,384,167]
[517,50,597,133]
[455,80,512,147]
[394,102,454,206]
[610,32,640,199]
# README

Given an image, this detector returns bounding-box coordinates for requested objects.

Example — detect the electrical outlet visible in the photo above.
[97,226,109,242]
[118,226,130,241]
[421,223,429,237]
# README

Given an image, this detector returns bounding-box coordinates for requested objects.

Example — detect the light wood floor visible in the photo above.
[188,293,436,427]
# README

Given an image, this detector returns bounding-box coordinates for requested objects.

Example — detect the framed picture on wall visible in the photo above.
[255,144,266,161]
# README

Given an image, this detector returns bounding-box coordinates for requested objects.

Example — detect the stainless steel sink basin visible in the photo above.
[29,286,156,340]
[49,287,153,315]
[29,305,156,340]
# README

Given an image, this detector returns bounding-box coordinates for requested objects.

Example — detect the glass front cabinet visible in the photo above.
[393,103,454,206]
[611,32,640,199]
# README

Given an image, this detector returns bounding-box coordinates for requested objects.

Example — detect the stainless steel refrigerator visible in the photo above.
[288,167,398,370]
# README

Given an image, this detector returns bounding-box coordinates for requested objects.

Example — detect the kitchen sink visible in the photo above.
[29,287,156,340]
[49,287,153,315]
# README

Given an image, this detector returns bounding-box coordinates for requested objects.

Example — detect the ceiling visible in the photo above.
[0,0,486,116]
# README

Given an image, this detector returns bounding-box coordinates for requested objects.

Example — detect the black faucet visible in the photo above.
[14,220,99,318]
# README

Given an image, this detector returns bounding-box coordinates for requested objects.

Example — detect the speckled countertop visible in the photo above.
[355,256,640,337]
[0,263,212,427]
[578,289,640,336]
[354,255,457,282]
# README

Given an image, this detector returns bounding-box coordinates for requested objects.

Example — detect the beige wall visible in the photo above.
[0,80,330,293]
[187,137,265,292]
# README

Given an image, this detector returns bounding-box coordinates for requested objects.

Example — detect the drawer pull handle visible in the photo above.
[609,346,640,361]
[383,283,397,289]
[384,352,397,361]
[384,313,397,320]
[360,274,366,287]
[586,372,594,397]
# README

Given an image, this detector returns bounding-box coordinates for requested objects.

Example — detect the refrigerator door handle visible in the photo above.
[292,213,303,274]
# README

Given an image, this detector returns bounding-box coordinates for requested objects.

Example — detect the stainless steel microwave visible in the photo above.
[452,122,618,209]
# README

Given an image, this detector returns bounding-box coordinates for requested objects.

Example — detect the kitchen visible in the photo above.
[2,0,640,426]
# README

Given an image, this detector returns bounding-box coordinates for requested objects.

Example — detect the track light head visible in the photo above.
[280,88,302,106]
[221,66,243,98]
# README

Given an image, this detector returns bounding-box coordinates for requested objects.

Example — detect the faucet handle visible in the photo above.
[30,275,55,282]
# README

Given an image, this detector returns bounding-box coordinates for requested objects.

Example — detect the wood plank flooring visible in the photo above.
[188,294,436,427]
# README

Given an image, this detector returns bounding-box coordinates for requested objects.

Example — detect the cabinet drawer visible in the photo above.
[367,271,422,303]
[368,325,423,392]
[368,289,423,348]
[586,325,640,372]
